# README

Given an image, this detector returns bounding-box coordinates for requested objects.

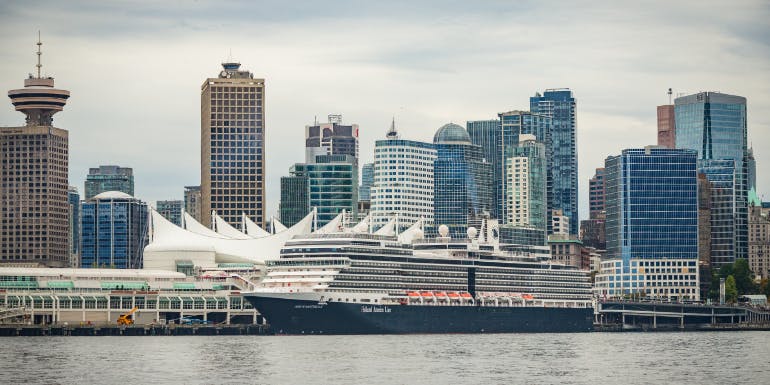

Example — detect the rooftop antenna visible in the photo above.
[667,88,672,104]
[36,31,42,78]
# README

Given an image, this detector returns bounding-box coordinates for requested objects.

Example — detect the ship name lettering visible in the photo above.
[361,306,391,313]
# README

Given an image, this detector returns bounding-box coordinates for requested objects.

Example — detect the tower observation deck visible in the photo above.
[7,34,70,126]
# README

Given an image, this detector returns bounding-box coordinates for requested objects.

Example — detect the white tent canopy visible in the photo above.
[271,217,288,233]
[243,213,271,238]
[144,209,316,271]
[398,218,425,244]
[348,214,371,233]
[314,211,344,234]
[184,212,230,239]
[213,211,252,240]
[374,216,397,236]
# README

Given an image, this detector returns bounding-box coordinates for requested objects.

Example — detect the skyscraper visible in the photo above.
[359,162,374,202]
[305,114,358,163]
[675,91,748,267]
[279,164,309,227]
[156,200,183,227]
[596,147,699,300]
[79,191,149,269]
[531,89,578,235]
[505,134,547,230]
[657,104,676,148]
[371,122,436,231]
[183,185,202,223]
[1,36,70,267]
[468,112,551,224]
[84,165,134,199]
[68,186,80,267]
[433,123,493,236]
[201,62,266,228]
[588,168,605,219]
[307,155,358,226]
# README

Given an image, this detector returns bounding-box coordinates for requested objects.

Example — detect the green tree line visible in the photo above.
[708,259,770,302]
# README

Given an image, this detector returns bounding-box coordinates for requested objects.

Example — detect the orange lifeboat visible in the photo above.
[420,291,433,297]
[406,291,420,297]
[434,291,447,297]
[459,292,473,298]
[522,294,534,300]
[447,292,460,298]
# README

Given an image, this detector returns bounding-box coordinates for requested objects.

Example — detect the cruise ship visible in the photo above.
[243,217,594,334]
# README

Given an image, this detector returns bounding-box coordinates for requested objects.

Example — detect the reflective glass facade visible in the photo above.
[80,196,148,269]
[605,148,698,263]
[530,89,578,235]
[675,92,748,266]
[698,159,737,267]
[307,155,358,227]
[359,162,374,202]
[433,124,493,232]
[68,187,80,265]
[279,164,310,227]
[468,112,551,224]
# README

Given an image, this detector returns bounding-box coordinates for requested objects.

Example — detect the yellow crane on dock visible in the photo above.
[116,307,139,326]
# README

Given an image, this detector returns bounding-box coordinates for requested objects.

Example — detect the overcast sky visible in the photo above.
[1,0,768,220]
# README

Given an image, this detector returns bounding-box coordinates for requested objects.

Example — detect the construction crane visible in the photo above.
[116,307,139,326]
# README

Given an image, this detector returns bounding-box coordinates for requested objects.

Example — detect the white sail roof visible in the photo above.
[398,218,425,244]
[243,213,271,238]
[314,211,344,234]
[213,211,252,239]
[348,214,371,233]
[146,209,316,265]
[271,217,288,233]
[184,212,230,239]
[374,216,397,236]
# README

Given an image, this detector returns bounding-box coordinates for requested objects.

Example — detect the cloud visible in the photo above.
[1,0,768,219]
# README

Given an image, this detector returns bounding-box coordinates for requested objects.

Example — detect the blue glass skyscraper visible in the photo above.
[468,112,551,224]
[80,191,149,269]
[604,147,699,262]
[359,162,374,202]
[433,123,493,236]
[530,89,578,235]
[675,91,748,267]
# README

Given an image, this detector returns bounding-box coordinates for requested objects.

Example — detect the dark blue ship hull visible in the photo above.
[245,295,594,334]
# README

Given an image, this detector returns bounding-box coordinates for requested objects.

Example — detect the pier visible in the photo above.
[596,301,770,331]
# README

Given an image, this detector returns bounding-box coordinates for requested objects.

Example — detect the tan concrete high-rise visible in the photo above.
[1,36,70,267]
[201,62,265,228]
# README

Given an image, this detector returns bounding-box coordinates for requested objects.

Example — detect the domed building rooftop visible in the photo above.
[92,191,134,200]
[433,123,471,144]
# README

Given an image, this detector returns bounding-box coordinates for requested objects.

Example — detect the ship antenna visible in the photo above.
[36,31,43,78]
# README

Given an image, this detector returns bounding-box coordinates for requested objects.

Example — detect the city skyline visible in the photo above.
[1,1,769,221]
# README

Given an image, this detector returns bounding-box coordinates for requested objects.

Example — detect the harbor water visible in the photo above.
[2,332,767,384]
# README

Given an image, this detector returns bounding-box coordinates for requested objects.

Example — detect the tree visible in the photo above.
[725,275,738,303]
[760,278,770,298]
[732,259,758,295]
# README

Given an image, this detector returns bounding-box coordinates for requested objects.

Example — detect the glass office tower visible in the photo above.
[468,112,551,225]
[604,147,699,262]
[359,162,374,202]
[433,123,493,237]
[279,164,310,227]
[675,91,748,267]
[80,192,149,269]
[307,155,358,227]
[531,89,578,235]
